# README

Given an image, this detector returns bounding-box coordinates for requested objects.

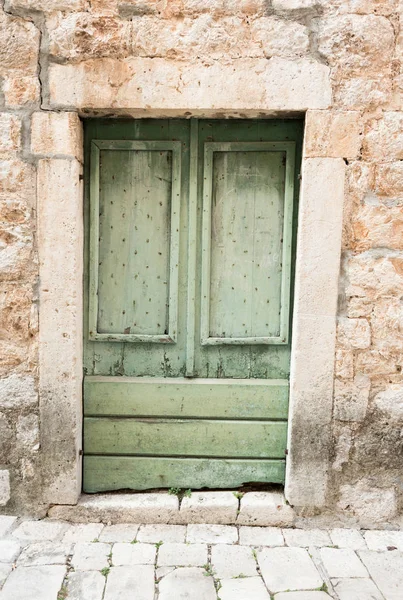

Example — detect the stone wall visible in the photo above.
[0,0,402,524]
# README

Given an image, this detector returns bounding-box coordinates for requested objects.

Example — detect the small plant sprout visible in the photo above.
[233,491,244,500]
[100,567,110,577]
[168,487,181,496]
[184,489,192,498]
[57,586,68,600]
[130,539,138,544]
[155,540,164,549]
[203,563,215,577]
[91,538,99,543]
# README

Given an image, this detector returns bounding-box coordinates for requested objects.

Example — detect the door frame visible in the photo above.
[37,108,344,511]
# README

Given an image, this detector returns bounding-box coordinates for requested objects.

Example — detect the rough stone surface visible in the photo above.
[329,528,367,550]
[12,520,68,542]
[283,529,332,548]
[211,544,258,578]
[0,516,17,537]
[137,524,186,543]
[0,471,10,506]
[364,530,403,551]
[220,576,271,600]
[16,542,71,566]
[157,542,207,567]
[103,565,155,600]
[239,526,284,546]
[31,112,83,161]
[320,547,368,578]
[0,540,21,563]
[359,550,403,600]
[332,578,384,600]
[99,524,140,542]
[62,523,104,543]
[179,492,238,524]
[237,492,295,526]
[186,524,238,544]
[66,571,106,600]
[258,547,323,593]
[337,482,398,526]
[0,565,66,600]
[71,542,110,570]
[112,542,156,565]
[158,567,216,600]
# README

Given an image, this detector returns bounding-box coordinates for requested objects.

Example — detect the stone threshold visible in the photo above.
[47,491,295,527]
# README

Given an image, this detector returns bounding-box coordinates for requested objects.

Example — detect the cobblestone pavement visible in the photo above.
[0,516,403,599]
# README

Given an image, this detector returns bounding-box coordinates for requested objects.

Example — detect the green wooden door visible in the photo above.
[83,119,302,492]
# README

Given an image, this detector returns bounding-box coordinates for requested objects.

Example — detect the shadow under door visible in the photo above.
[83,119,302,492]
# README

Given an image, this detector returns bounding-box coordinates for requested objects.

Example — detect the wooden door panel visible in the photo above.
[83,118,303,492]
[83,456,285,492]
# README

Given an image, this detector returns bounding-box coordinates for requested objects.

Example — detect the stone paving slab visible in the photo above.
[0,516,17,538]
[0,519,402,599]
[0,565,66,600]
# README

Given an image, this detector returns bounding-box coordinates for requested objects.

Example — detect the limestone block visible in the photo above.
[237,492,295,527]
[31,113,83,162]
[4,76,40,108]
[112,542,156,566]
[0,12,40,75]
[7,0,88,10]
[0,515,17,537]
[317,15,394,77]
[334,76,392,110]
[179,491,238,524]
[363,112,403,161]
[62,523,104,543]
[157,543,207,567]
[358,551,403,600]
[329,528,367,550]
[320,548,368,578]
[0,375,37,409]
[0,159,36,199]
[272,0,321,7]
[71,542,110,571]
[12,520,68,542]
[334,374,371,422]
[37,159,83,506]
[335,348,354,379]
[16,413,39,451]
[332,0,398,15]
[158,567,216,600]
[250,18,309,58]
[239,526,284,546]
[0,564,11,587]
[0,114,21,155]
[0,565,66,600]
[258,547,323,592]
[347,297,373,318]
[186,524,238,544]
[375,162,403,198]
[338,481,397,524]
[374,384,403,420]
[0,285,34,346]
[137,524,186,543]
[17,542,71,566]
[332,424,353,472]
[211,544,258,578]
[304,111,362,159]
[219,577,271,600]
[67,571,106,600]
[99,524,140,542]
[364,529,403,551]
[48,493,180,524]
[282,529,332,547]
[346,254,403,300]
[103,565,155,600]
[332,578,383,600]
[0,469,11,506]
[48,57,331,111]
[371,297,403,353]
[48,13,132,61]
[338,318,371,349]
[352,205,403,251]
[0,540,21,563]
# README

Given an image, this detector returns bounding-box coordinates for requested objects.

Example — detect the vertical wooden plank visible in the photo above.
[200,144,213,344]
[169,143,182,343]
[280,145,296,343]
[88,141,100,339]
[185,119,198,376]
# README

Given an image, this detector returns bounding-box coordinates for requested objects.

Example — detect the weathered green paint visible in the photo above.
[201,142,295,345]
[84,418,287,458]
[83,118,302,493]
[83,456,286,493]
[84,377,289,420]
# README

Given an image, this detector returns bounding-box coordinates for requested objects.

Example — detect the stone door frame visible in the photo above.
[37,72,344,509]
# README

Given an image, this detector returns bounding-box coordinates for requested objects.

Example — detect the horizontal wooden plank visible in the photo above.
[84,418,287,458]
[83,456,285,492]
[84,376,289,419]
